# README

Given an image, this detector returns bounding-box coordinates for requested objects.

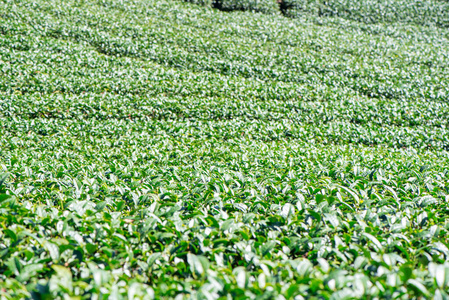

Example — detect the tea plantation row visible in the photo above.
[1,0,449,299]
[188,0,449,28]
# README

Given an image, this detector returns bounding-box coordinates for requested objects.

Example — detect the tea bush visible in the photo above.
[282,0,449,28]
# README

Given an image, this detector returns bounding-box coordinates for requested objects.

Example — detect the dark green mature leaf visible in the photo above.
[0,173,8,189]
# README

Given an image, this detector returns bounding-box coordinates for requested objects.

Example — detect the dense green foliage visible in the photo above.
[187,0,449,28]
[1,0,449,298]
[282,0,449,27]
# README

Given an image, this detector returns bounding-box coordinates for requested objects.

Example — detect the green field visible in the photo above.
[1,0,449,298]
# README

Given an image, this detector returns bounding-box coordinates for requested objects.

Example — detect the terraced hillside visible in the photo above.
[1,0,449,298]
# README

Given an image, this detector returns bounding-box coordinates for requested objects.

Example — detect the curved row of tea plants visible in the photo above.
[186,0,449,28]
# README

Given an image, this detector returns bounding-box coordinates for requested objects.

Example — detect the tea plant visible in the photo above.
[281,0,449,28]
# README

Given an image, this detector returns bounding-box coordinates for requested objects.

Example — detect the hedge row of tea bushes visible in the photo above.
[187,0,449,28]
[282,0,449,28]
[1,0,449,298]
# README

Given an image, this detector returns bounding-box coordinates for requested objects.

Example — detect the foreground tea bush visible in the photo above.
[0,0,449,298]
